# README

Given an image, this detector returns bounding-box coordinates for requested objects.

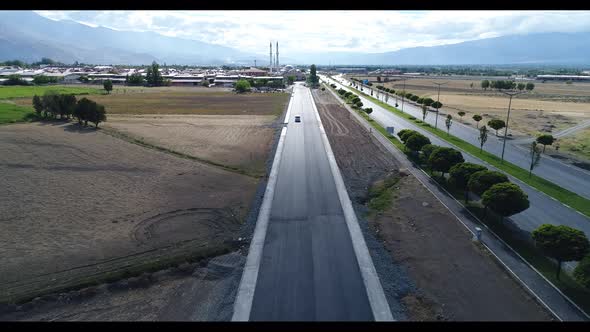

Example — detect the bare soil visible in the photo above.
[0,122,259,304]
[314,88,552,321]
[0,252,246,321]
[103,115,276,176]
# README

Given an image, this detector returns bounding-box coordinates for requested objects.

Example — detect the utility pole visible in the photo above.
[432,81,448,130]
[500,90,525,163]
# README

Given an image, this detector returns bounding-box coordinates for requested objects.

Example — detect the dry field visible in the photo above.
[348,75,590,139]
[0,122,261,304]
[103,114,276,176]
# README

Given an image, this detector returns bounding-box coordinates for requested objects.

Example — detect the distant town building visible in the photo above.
[536,75,590,81]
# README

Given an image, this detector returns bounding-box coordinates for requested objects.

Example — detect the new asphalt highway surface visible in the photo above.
[338,76,590,199]
[322,75,590,270]
[247,83,375,321]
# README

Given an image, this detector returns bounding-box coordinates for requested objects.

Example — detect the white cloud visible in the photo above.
[33,10,590,54]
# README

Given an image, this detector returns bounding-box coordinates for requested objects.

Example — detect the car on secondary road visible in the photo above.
[295,115,301,123]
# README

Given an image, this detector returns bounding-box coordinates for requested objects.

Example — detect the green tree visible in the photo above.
[103,79,113,94]
[478,125,489,152]
[449,162,487,202]
[405,133,431,152]
[445,114,453,135]
[287,76,295,85]
[529,141,542,177]
[355,101,363,108]
[526,82,535,91]
[457,111,465,119]
[32,95,44,117]
[410,95,419,102]
[574,255,590,289]
[146,61,163,87]
[397,129,417,144]
[431,101,443,109]
[428,147,465,176]
[127,73,144,86]
[472,114,483,128]
[423,98,434,107]
[420,144,438,161]
[74,97,94,126]
[487,119,506,136]
[517,83,525,91]
[364,107,373,115]
[307,64,319,87]
[536,134,555,153]
[532,224,590,280]
[202,78,210,87]
[421,104,428,121]
[58,94,77,120]
[481,80,490,91]
[482,182,529,221]
[468,170,509,197]
[89,104,107,128]
[235,79,251,93]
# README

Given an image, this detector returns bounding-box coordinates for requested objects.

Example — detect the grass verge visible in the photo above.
[349,81,590,218]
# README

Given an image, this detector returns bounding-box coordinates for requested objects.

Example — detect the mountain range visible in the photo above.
[1,11,589,66]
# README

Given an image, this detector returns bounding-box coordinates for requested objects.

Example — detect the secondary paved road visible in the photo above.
[337,76,590,199]
[322,75,590,270]
[248,83,375,321]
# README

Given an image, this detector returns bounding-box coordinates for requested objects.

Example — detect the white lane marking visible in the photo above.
[231,127,290,320]
[284,90,294,124]
[308,88,394,321]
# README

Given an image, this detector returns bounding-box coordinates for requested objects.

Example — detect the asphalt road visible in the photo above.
[337,76,590,199]
[248,83,374,321]
[322,75,590,270]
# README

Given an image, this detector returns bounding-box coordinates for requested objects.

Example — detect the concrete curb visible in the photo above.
[308,88,394,321]
[231,125,288,321]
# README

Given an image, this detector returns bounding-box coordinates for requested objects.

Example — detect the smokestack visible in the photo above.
[276,41,279,72]
[269,42,273,73]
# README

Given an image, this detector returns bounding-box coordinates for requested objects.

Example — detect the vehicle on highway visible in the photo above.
[295,115,301,123]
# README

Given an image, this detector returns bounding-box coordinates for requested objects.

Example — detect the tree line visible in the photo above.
[480,80,535,91]
[396,128,590,285]
[32,92,107,128]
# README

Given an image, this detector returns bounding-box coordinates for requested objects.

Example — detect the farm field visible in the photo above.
[47,90,290,116]
[0,122,262,304]
[554,128,590,161]
[0,102,34,125]
[103,114,276,177]
[348,75,590,139]
[0,85,102,99]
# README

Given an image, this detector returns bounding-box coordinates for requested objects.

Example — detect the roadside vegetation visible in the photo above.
[343,79,590,218]
[325,79,590,314]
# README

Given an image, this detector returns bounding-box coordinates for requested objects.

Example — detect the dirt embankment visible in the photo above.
[313,89,552,321]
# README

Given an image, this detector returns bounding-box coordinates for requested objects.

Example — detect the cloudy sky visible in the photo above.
[35,11,590,55]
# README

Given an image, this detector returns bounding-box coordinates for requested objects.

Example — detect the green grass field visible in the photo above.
[0,85,102,100]
[0,103,35,125]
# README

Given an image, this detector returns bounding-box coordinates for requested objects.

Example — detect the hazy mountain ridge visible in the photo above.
[1,11,589,66]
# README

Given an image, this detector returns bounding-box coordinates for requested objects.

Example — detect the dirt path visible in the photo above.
[313,89,552,321]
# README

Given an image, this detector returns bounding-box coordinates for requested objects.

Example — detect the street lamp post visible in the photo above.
[500,90,525,163]
[432,81,448,130]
